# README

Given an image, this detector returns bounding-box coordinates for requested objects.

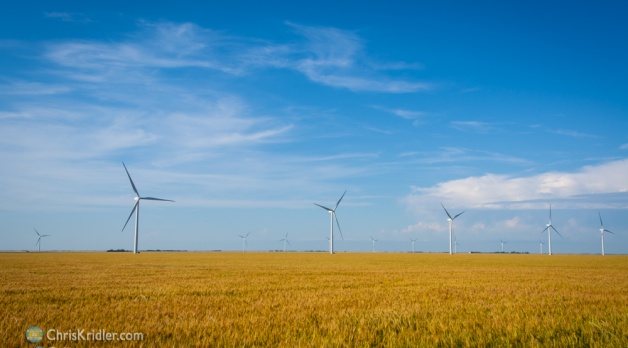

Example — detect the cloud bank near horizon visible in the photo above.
[404,159,628,212]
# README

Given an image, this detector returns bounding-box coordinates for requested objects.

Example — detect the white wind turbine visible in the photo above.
[280,232,290,252]
[441,203,465,255]
[370,235,378,253]
[410,238,418,253]
[539,240,544,254]
[500,239,507,253]
[239,232,251,252]
[314,190,346,254]
[34,228,51,252]
[453,237,459,254]
[541,204,562,255]
[598,212,615,256]
[121,162,174,254]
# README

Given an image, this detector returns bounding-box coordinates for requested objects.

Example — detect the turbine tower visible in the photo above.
[410,238,418,253]
[370,235,378,253]
[121,162,174,254]
[239,232,251,252]
[539,240,544,254]
[598,212,615,256]
[314,190,346,254]
[453,237,459,254]
[34,228,51,252]
[541,204,562,255]
[280,232,290,252]
[441,203,465,255]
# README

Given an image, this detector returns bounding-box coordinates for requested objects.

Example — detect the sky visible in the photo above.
[1,1,627,254]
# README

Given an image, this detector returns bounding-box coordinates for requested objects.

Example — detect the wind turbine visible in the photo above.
[539,240,544,254]
[370,235,378,253]
[314,190,346,254]
[34,228,51,252]
[280,232,290,252]
[541,204,562,255]
[121,162,174,254]
[500,239,507,253]
[453,237,459,254]
[598,212,615,256]
[410,238,418,253]
[441,203,465,255]
[239,232,251,252]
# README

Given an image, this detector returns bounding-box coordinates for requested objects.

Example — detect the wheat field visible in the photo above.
[1,252,627,347]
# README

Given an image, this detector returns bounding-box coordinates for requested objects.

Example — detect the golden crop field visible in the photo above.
[1,252,627,347]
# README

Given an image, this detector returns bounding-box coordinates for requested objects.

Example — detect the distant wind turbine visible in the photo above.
[441,203,465,255]
[34,228,51,252]
[500,239,507,253]
[541,204,562,255]
[314,190,346,254]
[539,240,544,254]
[410,238,418,253]
[598,212,615,256]
[239,232,251,252]
[280,232,290,252]
[121,162,174,254]
[370,235,378,253]
[453,237,459,254]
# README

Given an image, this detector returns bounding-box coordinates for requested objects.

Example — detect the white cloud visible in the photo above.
[450,121,499,133]
[403,159,628,211]
[287,22,430,93]
[548,128,596,138]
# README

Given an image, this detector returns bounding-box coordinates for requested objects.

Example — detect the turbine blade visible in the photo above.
[334,213,343,240]
[551,225,562,238]
[122,162,140,197]
[453,211,465,220]
[121,201,139,232]
[34,228,41,237]
[605,229,615,234]
[142,197,175,202]
[549,204,552,220]
[334,190,347,210]
[246,231,251,237]
[314,203,333,212]
[440,203,453,219]
[598,212,603,227]
[286,240,291,246]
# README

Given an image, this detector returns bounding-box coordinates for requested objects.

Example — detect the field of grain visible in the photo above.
[1,252,627,347]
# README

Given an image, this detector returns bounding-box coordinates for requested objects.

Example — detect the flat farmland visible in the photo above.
[1,252,627,347]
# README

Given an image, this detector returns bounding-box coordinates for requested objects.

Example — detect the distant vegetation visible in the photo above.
[1,253,627,346]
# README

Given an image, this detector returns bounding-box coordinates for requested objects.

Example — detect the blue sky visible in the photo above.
[1,1,627,254]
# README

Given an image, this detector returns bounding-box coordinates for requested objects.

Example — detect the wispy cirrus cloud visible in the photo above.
[548,128,596,138]
[398,147,530,165]
[286,22,431,93]
[371,105,426,125]
[45,12,92,23]
[403,159,628,211]
[450,121,500,133]
[42,21,431,93]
